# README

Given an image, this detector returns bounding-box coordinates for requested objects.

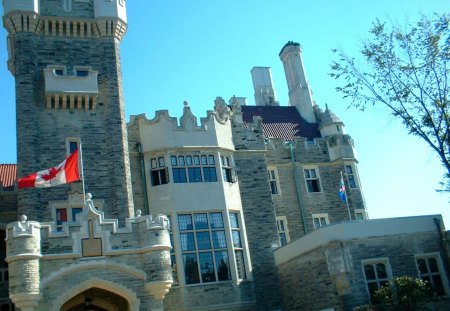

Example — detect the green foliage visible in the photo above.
[331,13,450,191]
[373,276,431,310]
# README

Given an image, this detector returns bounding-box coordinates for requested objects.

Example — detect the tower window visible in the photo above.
[276,216,290,246]
[76,70,89,77]
[267,168,280,195]
[63,0,72,11]
[304,168,321,192]
[345,165,357,188]
[54,69,64,76]
[150,157,169,186]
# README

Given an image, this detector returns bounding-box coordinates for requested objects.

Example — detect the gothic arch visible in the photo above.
[52,278,139,311]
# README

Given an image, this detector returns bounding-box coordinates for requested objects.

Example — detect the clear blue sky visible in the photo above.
[0,0,449,225]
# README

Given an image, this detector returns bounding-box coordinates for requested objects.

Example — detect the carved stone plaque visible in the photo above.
[82,220,102,257]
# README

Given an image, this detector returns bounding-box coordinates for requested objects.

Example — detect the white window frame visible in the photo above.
[361,258,393,302]
[312,213,329,229]
[276,216,290,246]
[415,253,449,296]
[267,167,281,195]
[303,166,322,193]
[354,209,368,220]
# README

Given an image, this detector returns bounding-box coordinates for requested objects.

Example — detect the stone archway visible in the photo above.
[60,287,130,311]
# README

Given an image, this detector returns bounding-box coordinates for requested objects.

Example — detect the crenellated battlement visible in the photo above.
[128,101,235,152]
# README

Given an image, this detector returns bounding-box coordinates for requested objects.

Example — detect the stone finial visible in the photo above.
[20,215,27,222]
[183,100,189,107]
[136,210,142,218]
[86,193,93,201]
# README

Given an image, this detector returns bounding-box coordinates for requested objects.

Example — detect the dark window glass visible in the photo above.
[196,232,211,250]
[211,231,227,248]
[198,252,216,283]
[172,168,187,183]
[364,265,375,280]
[188,167,202,183]
[171,156,177,166]
[76,70,89,77]
[183,253,200,284]
[376,263,387,279]
[203,167,217,182]
[69,141,78,153]
[215,251,231,281]
[72,208,82,222]
[194,214,209,229]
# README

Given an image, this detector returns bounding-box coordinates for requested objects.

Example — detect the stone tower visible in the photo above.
[279,41,316,123]
[3,0,134,222]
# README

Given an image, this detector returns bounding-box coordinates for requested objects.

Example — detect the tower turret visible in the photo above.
[279,41,316,123]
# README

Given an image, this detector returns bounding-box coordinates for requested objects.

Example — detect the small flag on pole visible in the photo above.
[18,150,80,188]
[338,173,346,202]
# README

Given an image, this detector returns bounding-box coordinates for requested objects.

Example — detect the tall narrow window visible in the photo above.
[345,165,357,188]
[276,216,290,246]
[416,254,447,296]
[221,155,234,183]
[362,259,392,302]
[150,157,169,186]
[304,168,321,192]
[178,212,231,284]
[267,168,280,195]
[229,212,246,280]
[63,0,72,11]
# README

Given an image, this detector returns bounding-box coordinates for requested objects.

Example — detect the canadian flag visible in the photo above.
[18,150,80,188]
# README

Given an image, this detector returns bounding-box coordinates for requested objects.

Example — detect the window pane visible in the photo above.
[221,156,225,166]
[151,158,157,169]
[428,258,439,273]
[348,175,356,188]
[208,155,215,165]
[196,232,211,250]
[171,156,177,166]
[345,165,353,174]
[367,282,379,301]
[178,214,193,231]
[183,253,200,284]
[279,233,287,246]
[158,157,165,167]
[417,259,428,274]
[186,155,192,166]
[180,233,195,251]
[270,180,278,194]
[432,275,445,296]
[56,209,68,225]
[203,167,217,182]
[235,250,246,279]
[72,208,82,221]
[303,169,310,178]
[210,213,224,228]
[364,264,375,280]
[232,230,242,248]
[277,220,285,231]
[69,141,78,153]
[310,169,316,178]
[188,167,202,183]
[194,213,208,229]
[215,251,231,281]
[376,263,387,279]
[211,230,227,248]
[178,156,185,166]
[173,168,187,183]
[198,252,216,283]
[314,218,320,228]
[193,155,200,165]
[229,213,239,228]
[201,155,208,165]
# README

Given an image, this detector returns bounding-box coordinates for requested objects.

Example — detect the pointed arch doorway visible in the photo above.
[60,287,130,311]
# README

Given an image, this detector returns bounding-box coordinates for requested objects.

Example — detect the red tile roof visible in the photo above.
[240,106,321,140]
[0,164,17,189]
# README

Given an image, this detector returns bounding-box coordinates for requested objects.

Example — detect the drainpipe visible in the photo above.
[136,143,149,215]
[288,141,308,234]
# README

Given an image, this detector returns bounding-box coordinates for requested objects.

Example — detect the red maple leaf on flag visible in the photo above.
[40,167,62,181]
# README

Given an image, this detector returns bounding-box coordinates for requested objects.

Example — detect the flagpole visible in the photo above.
[79,142,87,206]
[341,171,352,220]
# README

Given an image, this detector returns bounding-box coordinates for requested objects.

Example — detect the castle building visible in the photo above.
[1,1,449,311]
